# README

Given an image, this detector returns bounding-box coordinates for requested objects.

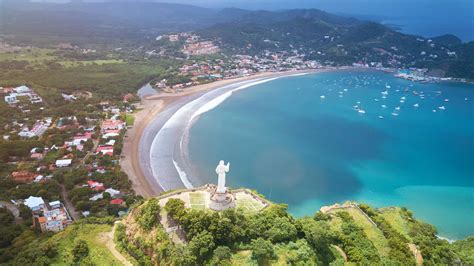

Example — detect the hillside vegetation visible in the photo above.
[2,196,472,265]
[115,197,473,265]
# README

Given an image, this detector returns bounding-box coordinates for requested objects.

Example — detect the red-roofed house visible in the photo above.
[87,180,105,191]
[11,171,37,183]
[123,93,134,102]
[72,132,92,145]
[96,146,114,156]
[102,129,120,139]
[110,199,124,205]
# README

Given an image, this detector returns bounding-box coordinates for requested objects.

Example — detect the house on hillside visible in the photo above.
[11,171,37,183]
[24,196,45,212]
[24,197,72,233]
[55,159,72,168]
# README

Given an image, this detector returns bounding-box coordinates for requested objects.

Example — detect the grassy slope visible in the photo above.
[379,207,412,241]
[48,223,122,266]
[328,208,390,258]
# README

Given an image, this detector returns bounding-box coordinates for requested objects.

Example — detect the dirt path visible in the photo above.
[408,243,423,266]
[98,222,133,266]
[332,245,348,262]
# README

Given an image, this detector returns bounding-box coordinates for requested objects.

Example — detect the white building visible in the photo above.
[25,196,45,212]
[105,188,121,198]
[4,94,18,105]
[55,159,72,168]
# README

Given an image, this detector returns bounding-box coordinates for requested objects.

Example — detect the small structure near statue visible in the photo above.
[209,160,236,211]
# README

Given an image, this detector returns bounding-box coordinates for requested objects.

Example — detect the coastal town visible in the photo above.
[0,1,473,264]
[0,28,469,237]
[1,83,140,236]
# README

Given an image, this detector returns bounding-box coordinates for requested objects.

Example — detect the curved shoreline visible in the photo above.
[122,69,332,196]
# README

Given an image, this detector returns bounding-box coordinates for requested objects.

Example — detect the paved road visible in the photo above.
[60,184,80,221]
[0,201,22,224]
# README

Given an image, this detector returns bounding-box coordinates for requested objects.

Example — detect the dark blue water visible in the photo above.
[187,70,474,239]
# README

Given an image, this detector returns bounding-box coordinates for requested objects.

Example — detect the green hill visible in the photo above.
[113,193,473,265]
[3,192,473,265]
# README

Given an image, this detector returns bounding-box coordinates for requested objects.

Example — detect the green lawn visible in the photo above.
[189,192,206,210]
[235,197,264,213]
[59,59,124,67]
[0,48,124,67]
[125,114,135,126]
[0,48,57,62]
[48,224,123,265]
[231,250,255,265]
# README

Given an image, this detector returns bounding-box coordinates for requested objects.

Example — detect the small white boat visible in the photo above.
[381,90,388,95]
[400,100,405,103]
[378,115,384,119]
[381,104,387,108]
[385,84,391,89]
[357,101,361,104]
[320,95,326,99]
[395,106,401,110]
[432,109,437,112]
[391,112,399,116]
[358,109,366,114]
[374,98,379,102]
[401,96,406,100]
[344,89,348,92]
[444,99,449,102]
[465,98,468,101]
[438,106,446,110]
[413,103,419,107]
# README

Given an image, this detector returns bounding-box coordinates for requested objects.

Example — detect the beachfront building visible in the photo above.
[96,146,114,156]
[101,119,125,133]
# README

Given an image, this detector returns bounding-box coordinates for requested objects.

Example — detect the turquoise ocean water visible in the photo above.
[187,70,474,239]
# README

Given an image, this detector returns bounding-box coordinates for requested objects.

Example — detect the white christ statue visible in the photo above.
[215,160,230,193]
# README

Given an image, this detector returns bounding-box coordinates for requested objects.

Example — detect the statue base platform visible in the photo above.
[208,185,235,211]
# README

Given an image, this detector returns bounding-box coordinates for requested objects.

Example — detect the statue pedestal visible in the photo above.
[208,185,235,211]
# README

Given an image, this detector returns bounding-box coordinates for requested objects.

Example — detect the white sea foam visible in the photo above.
[191,77,278,121]
[173,159,193,189]
[151,76,281,190]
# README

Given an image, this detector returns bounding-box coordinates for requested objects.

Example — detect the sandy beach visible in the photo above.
[121,69,331,197]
